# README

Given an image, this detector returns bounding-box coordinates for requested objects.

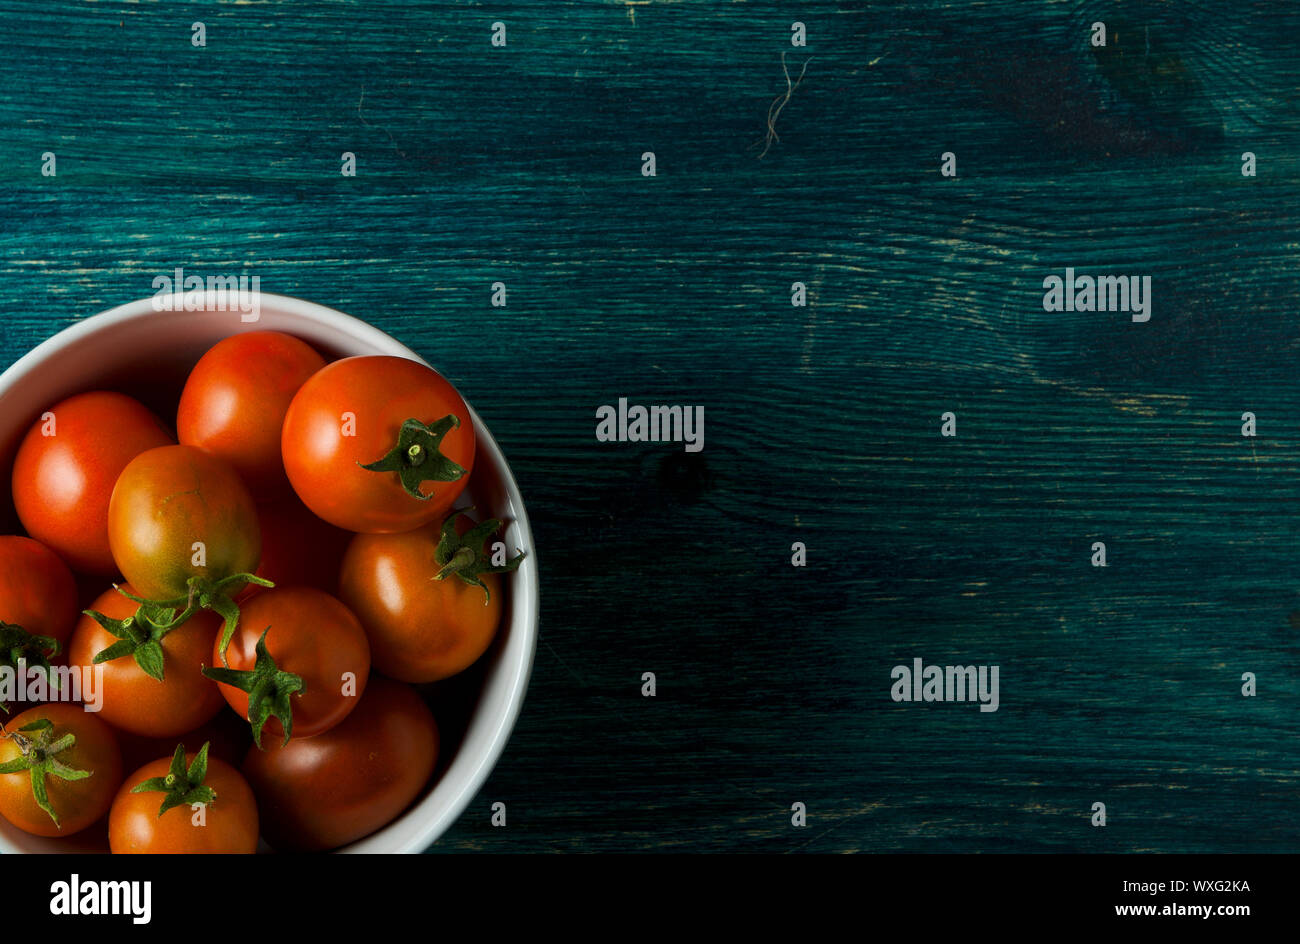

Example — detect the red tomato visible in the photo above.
[281,356,475,533]
[339,512,520,683]
[0,536,79,650]
[242,676,437,851]
[208,587,370,744]
[109,746,258,854]
[0,537,80,714]
[177,332,327,496]
[12,392,173,574]
[66,585,225,739]
[107,445,261,602]
[239,494,353,602]
[0,703,123,837]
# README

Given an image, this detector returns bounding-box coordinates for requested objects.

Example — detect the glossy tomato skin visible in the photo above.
[12,392,173,574]
[0,703,123,837]
[66,585,225,739]
[339,521,504,683]
[177,332,327,497]
[108,445,261,601]
[216,587,370,741]
[242,676,437,851]
[0,536,80,649]
[238,494,353,603]
[109,752,258,854]
[281,356,475,533]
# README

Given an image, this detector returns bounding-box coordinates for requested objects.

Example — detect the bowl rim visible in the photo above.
[0,292,540,854]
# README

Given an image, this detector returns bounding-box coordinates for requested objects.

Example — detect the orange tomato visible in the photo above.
[0,535,80,657]
[12,392,173,574]
[242,677,436,851]
[339,512,519,683]
[109,747,258,854]
[66,585,225,738]
[177,332,326,496]
[0,703,123,837]
[107,445,261,601]
[281,356,475,533]
[209,587,370,743]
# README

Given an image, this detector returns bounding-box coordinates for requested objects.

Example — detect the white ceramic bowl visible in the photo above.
[0,292,538,853]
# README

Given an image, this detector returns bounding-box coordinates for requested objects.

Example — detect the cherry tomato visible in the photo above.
[12,392,173,574]
[109,745,258,854]
[107,445,261,602]
[281,356,475,533]
[209,587,370,743]
[242,676,437,851]
[238,494,352,603]
[0,535,79,653]
[177,332,327,496]
[0,703,123,837]
[339,511,520,683]
[66,585,225,739]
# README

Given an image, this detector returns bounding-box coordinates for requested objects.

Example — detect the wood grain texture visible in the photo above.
[1,0,1298,853]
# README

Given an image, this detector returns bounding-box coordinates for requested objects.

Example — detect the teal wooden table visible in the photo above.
[1,0,1298,853]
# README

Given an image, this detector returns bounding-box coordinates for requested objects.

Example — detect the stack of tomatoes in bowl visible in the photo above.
[0,313,532,854]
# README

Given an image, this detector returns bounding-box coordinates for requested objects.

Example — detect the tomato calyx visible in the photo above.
[433,508,527,605]
[131,741,217,817]
[107,574,274,668]
[180,573,274,661]
[0,622,61,712]
[0,718,92,827]
[85,600,183,682]
[359,415,468,500]
[201,628,304,749]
